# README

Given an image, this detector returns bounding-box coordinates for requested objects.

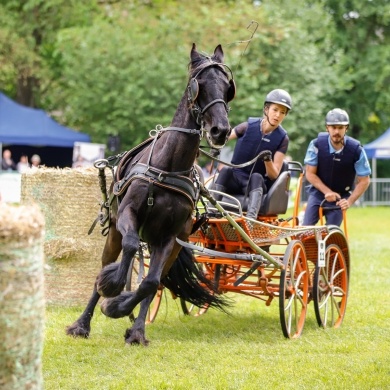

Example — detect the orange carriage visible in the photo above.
[178,161,350,338]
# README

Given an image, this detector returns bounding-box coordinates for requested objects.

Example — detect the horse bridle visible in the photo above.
[187,61,236,128]
[144,60,235,170]
[148,63,234,146]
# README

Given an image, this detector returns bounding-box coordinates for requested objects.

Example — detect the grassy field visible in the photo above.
[43,207,390,390]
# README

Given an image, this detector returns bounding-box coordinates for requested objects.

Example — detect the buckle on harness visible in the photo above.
[147,197,154,206]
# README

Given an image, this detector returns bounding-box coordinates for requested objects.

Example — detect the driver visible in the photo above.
[303,108,371,226]
[212,89,292,222]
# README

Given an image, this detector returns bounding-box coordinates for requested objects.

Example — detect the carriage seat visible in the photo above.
[218,162,291,216]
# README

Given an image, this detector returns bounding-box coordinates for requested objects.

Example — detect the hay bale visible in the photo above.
[20,167,113,305]
[0,203,45,390]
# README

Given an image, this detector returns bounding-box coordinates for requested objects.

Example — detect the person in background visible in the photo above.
[303,108,371,226]
[30,154,41,168]
[1,149,17,171]
[212,89,292,222]
[202,161,213,179]
[17,155,30,173]
[72,155,86,168]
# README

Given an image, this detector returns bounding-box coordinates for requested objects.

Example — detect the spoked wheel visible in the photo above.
[180,298,209,316]
[179,257,211,316]
[279,240,309,339]
[313,244,348,328]
[125,246,163,324]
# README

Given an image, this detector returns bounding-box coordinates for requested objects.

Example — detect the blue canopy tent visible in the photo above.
[363,127,390,205]
[0,92,90,167]
[364,127,390,175]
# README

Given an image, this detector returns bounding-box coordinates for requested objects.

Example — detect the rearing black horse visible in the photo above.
[66,44,234,345]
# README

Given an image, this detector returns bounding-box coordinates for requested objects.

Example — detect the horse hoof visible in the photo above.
[124,328,149,346]
[96,263,126,298]
[101,292,132,318]
[66,322,90,338]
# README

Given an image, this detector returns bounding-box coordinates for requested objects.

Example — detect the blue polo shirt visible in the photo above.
[304,136,371,177]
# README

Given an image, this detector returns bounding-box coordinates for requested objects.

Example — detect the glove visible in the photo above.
[259,150,272,162]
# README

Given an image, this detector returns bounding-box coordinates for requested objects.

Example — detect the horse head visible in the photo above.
[188,44,235,149]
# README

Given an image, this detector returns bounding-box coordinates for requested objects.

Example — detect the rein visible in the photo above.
[198,147,265,169]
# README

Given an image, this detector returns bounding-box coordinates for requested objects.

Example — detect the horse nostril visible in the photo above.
[210,126,229,143]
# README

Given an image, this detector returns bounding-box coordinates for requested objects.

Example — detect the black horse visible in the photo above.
[66,44,235,345]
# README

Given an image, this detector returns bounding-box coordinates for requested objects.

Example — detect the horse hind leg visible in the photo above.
[96,227,139,298]
[66,223,122,338]
[66,286,100,338]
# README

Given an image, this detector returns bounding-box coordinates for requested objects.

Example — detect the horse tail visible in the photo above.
[161,246,231,313]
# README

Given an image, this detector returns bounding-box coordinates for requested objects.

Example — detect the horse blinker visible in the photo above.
[227,79,236,102]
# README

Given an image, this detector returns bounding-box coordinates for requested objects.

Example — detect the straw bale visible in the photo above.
[20,167,114,305]
[0,203,45,390]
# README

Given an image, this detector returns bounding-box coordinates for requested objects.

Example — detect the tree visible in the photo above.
[52,0,336,158]
[0,0,100,106]
[2,0,389,168]
[322,0,390,143]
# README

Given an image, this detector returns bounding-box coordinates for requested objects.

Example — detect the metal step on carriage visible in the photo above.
[126,160,350,339]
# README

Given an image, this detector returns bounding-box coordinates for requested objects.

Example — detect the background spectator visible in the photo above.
[1,149,17,171]
[17,155,30,173]
[31,154,41,168]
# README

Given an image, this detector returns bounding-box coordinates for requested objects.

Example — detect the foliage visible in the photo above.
[1,0,390,165]
[0,0,99,105]
[42,206,390,389]
[322,0,390,142]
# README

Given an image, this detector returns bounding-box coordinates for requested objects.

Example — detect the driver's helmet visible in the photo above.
[325,108,349,125]
[264,89,292,110]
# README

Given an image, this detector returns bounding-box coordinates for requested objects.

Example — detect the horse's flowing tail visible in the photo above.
[161,246,231,313]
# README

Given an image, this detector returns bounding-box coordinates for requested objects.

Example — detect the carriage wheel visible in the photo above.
[279,240,309,339]
[125,254,163,324]
[313,244,348,328]
[180,298,209,316]
[178,257,212,316]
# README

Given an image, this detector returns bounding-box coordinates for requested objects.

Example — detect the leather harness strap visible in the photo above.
[113,162,198,208]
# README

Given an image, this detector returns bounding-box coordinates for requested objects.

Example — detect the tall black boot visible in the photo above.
[246,188,263,221]
[210,184,226,201]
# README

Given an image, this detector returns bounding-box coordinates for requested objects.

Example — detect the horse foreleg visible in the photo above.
[101,239,174,319]
[66,223,122,337]
[96,211,139,297]
[124,293,156,346]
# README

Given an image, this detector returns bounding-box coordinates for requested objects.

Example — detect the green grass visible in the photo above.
[43,207,390,390]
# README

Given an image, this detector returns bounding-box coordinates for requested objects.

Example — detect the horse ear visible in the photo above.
[191,43,201,62]
[213,44,224,63]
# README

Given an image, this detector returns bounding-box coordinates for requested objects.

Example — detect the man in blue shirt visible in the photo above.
[303,108,371,226]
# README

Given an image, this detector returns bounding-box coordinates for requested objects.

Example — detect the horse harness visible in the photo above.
[113,127,200,209]
[89,128,203,236]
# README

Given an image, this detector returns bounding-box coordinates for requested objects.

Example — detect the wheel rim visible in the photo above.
[180,298,209,316]
[180,259,211,316]
[279,240,309,339]
[313,244,348,328]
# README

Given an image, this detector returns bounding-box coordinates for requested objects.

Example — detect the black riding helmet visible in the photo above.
[325,108,349,126]
[264,89,292,111]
